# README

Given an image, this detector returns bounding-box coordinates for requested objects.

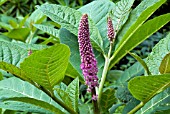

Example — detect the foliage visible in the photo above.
[0,0,170,113]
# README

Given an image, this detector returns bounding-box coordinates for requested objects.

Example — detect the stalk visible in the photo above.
[128,102,144,114]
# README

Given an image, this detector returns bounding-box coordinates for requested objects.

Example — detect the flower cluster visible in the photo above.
[107,17,115,42]
[78,14,98,92]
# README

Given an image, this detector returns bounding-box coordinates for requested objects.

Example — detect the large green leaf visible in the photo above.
[0,77,65,113]
[136,88,170,114]
[146,32,170,75]
[66,78,79,112]
[33,24,59,38]
[159,53,170,74]
[117,0,166,45]
[112,0,135,33]
[128,74,170,103]
[20,44,70,91]
[0,0,8,6]
[100,88,116,113]
[38,4,103,52]
[78,0,115,49]
[109,13,170,69]
[59,28,104,80]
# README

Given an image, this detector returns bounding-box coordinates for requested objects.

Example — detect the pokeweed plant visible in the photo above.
[0,0,170,114]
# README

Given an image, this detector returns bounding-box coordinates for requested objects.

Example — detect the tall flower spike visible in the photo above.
[78,14,98,92]
[107,17,115,42]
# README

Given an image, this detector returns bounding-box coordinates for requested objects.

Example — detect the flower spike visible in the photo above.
[107,17,115,42]
[78,14,99,92]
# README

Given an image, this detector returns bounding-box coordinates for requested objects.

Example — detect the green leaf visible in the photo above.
[78,0,115,49]
[78,104,93,114]
[0,0,8,6]
[146,32,170,75]
[66,77,79,112]
[0,77,65,113]
[59,28,104,80]
[109,13,170,69]
[33,24,59,38]
[0,22,12,31]
[128,52,151,75]
[5,28,30,41]
[136,88,170,114]
[0,62,28,81]
[159,53,170,74]
[128,74,170,103]
[0,41,28,67]
[116,62,144,86]
[3,97,64,114]
[111,0,135,33]
[54,88,73,110]
[20,44,70,91]
[38,4,103,52]
[100,88,116,113]
[117,0,166,45]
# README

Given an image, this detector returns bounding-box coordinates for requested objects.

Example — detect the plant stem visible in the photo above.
[128,102,144,114]
[92,88,100,114]
[98,57,110,105]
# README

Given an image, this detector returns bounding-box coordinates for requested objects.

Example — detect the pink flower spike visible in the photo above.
[107,17,115,42]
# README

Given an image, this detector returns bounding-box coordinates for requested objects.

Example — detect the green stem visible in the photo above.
[128,102,144,114]
[98,57,110,105]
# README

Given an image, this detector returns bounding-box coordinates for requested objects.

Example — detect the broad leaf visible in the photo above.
[117,0,166,44]
[79,0,115,49]
[129,52,151,75]
[100,88,116,113]
[112,0,135,33]
[20,44,70,91]
[5,28,30,41]
[128,74,170,103]
[146,32,170,74]
[38,4,103,52]
[136,88,170,114]
[109,13,170,69]
[159,53,170,74]
[34,24,59,38]
[0,0,8,6]
[0,77,65,113]
[66,78,79,112]
[59,28,104,80]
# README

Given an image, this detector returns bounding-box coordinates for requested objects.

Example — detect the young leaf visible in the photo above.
[128,74,170,103]
[66,77,79,112]
[146,33,170,75]
[78,0,115,49]
[110,13,170,69]
[0,77,65,113]
[112,0,135,33]
[33,24,59,38]
[100,88,116,113]
[20,44,70,92]
[136,88,170,114]
[38,4,103,52]
[128,52,151,75]
[159,53,170,74]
